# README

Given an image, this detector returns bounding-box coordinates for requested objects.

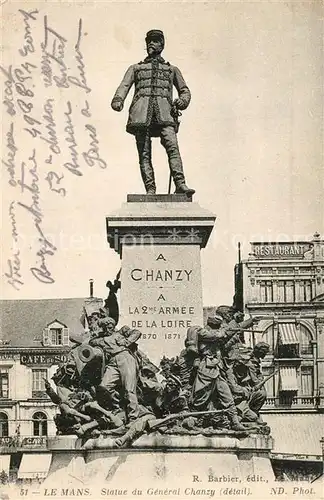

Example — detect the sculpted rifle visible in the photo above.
[148,409,228,431]
[226,328,266,334]
[250,369,279,394]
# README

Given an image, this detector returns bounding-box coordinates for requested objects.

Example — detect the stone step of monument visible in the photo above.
[127,194,193,203]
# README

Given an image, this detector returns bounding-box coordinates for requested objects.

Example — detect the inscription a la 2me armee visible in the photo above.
[120,245,203,361]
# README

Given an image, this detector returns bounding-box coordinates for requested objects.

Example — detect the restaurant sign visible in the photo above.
[251,243,313,259]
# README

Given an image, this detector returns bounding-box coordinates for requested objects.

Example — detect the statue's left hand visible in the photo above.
[111,99,123,112]
[173,98,185,110]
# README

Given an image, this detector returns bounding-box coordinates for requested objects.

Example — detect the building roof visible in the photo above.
[0,298,96,347]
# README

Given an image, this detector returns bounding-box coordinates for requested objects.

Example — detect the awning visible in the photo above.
[18,453,52,479]
[279,366,298,391]
[0,455,10,475]
[263,413,324,456]
[278,323,298,345]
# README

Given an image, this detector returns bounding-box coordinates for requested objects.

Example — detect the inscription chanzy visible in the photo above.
[130,268,193,282]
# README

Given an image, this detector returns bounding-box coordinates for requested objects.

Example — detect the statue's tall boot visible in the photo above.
[136,132,156,194]
[227,406,249,431]
[175,183,195,195]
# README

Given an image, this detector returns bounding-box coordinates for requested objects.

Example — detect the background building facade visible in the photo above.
[0,296,102,479]
[235,233,324,476]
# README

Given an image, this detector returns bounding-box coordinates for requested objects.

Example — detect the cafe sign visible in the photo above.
[251,243,313,259]
[0,437,47,449]
[20,353,68,366]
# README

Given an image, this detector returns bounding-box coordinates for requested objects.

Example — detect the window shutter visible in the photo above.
[300,367,313,396]
[43,328,50,346]
[63,328,69,345]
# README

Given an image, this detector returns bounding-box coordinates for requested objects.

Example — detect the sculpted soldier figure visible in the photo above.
[89,317,142,422]
[190,315,248,431]
[226,342,270,425]
[111,30,195,195]
[245,342,270,420]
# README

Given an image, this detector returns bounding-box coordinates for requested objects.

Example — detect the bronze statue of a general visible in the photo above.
[111,30,195,196]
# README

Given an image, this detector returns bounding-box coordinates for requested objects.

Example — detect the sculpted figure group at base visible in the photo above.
[48,303,271,448]
[111,30,195,196]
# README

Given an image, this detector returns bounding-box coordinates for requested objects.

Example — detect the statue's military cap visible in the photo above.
[216,305,236,318]
[253,341,270,355]
[145,29,165,44]
[206,314,223,329]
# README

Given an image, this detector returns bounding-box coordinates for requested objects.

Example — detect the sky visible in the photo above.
[1,0,323,307]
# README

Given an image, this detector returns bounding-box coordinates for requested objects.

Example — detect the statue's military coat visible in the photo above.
[112,56,191,136]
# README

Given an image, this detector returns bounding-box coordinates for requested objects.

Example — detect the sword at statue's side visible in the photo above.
[168,104,182,194]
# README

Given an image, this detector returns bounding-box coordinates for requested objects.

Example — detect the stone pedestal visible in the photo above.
[106,195,215,363]
[44,434,275,490]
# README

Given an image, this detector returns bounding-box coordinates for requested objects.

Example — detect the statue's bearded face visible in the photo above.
[146,39,163,56]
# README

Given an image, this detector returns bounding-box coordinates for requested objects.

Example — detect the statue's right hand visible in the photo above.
[111,99,123,112]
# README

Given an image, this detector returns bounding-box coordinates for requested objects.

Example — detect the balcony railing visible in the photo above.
[263,396,317,409]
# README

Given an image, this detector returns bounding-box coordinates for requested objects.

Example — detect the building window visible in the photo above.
[300,367,313,396]
[50,328,63,345]
[277,323,299,358]
[43,321,69,346]
[300,280,313,302]
[260,281,273,302]
[277,282,285,302]
[261,325,275,354]
[0,368,9,399]
[0,412,8,437]
[262,366,275,398]
[299,325,313,355]
[277,281,295,303]
[32,412,47,436]
[285,281,295,302]
[32,369,47,398]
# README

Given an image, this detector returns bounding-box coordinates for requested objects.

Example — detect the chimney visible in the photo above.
[238,242,241,263]
[89,279,94,298]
